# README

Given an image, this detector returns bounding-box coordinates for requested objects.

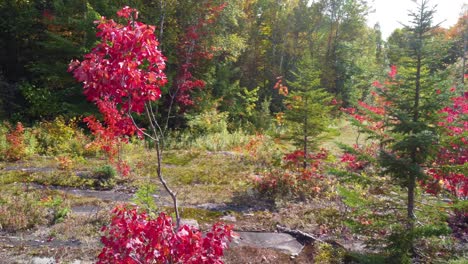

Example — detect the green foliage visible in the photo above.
[40,196,71,224]
[163,151,200,166]
[34,116,94,157]
[337,174,461,263]
[448,257,468,264]
[20,82,60,119]
[0,124,7,157]
[167,129,253,152]
[156,151,251,190]
[132,184,159,214]
[187,108,229,135]
[344,252,387,264]
[283,55,335,156]
[93,165,116,180]
[313,243,345,264]
[178,207,223,224]
[251,97,274,133]
[91,165,117,189]
[0,171,29,185]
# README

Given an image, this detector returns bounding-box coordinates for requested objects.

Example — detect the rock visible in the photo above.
[70,260,94,264]
[30,257,56,264]
[180,219,199,229]
[220,215,237,222]
[232,232,304,256]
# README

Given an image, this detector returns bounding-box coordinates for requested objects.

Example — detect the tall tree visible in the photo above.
[379,1,444,260]
[321,0,369,106]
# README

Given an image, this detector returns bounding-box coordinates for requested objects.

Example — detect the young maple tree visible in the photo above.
[68,6,167,177]
[69,8,234,262]
[68,5,176,210]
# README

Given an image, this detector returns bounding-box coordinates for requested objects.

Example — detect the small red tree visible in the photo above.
[68,6,167,176]
[69,7,234,262]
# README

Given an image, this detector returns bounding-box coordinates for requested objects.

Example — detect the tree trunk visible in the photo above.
[303,98,308,170]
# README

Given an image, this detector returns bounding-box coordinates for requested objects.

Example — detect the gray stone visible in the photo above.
[70,260,94,264]
[220,215,236,222]
[232,232,304,256]
[29,257,56,264]
[180,218,199,229]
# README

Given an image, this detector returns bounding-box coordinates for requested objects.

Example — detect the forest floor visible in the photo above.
[0,146,371,263]
[1,122,463,263]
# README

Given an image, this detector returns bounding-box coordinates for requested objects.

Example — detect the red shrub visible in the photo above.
[98,206,234,264]
[4,122,26,161]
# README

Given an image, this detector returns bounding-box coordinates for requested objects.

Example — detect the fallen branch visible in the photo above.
[276,224,345,249]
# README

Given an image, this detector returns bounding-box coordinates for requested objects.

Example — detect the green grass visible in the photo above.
[163,151,200,166]
[321,119,362,153]
[162,152,251,186]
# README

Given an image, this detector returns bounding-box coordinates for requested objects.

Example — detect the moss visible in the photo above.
[163,151,200,166]
[29,170,115,189]
[162,206,223,224]
[162,152,251,186]
[313,243,346,264]
[0,171,30,185]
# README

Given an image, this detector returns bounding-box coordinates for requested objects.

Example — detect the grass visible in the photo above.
[163,150,201,166]
[321,119,361,154]
[163,206,224,225]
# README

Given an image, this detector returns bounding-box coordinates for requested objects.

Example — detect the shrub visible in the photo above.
[39,196,71,224]
[93,165,117,181]
[167,129,253,152]
[0,187,48,231]
[187,108,229,135]
[84,165,117,189]
[56,155,74,170]
[98,205,234,264]
[237,133,285,167]
[253,149,331,199]
[132,184,159,214]
[35,116,93,157]
[1,122,26,161]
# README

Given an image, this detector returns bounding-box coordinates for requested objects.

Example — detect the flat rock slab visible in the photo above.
[2,166,56,173]
[232,232,304,256]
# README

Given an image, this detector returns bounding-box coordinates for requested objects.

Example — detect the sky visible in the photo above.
[366,0,467,39]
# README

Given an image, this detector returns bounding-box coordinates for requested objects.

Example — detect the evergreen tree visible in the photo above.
[378,0,446,260]
[284,55,334,169]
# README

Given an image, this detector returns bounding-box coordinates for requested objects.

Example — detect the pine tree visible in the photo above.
[378,0,445,260]
[283,55,334,169]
